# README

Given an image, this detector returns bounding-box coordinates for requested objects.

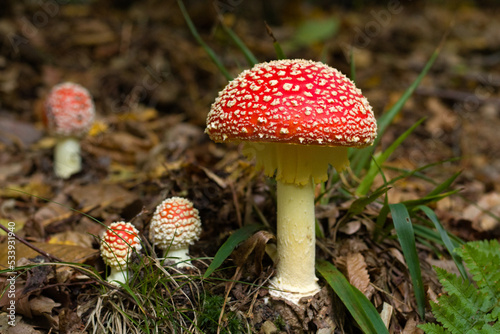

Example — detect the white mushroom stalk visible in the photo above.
[275,179,319,300]
[206,59,377,304]
[54,137,81,179]
[149,197,202,268]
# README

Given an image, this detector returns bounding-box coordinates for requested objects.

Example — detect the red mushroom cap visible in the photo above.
[206,59,377,147]
[100,222,142,268]
[149,197,202,251]
[45,82,95,137]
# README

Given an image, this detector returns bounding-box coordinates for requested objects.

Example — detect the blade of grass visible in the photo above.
[412,224,463,249]
[265,21,286,60]
[317,260,389,334]
[177,0,232,81]
[424,171,461,199]
[413,224,451,248]
[389,203,425,318]
[220,23,258,66]
[374,158,460,194]
[374,201,391,242]
[417,205,468,281]
[204,224,263,278]
[348,186,390,217]
[351,45,441,175]
[350,47,356,83]
[119,284,151,330]
[356,118,426,196]
[402,190,460,210]
[273,41,286,60]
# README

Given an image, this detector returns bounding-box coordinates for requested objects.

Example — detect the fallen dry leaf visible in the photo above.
[345,252,373,299]
[30,295,61,317]
[401,315,424,334]
[0,242,99,269]
[232,230,275,279]
[68,183,136,212]
[463,192,500,232]
[379,302,393,329]
[0,316,43,334]
[425,97,458,137]
[47,230,95,248]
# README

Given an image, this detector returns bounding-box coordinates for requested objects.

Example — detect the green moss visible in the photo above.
[199,293,243,334]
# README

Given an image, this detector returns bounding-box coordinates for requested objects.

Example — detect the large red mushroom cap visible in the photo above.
[206,59,377,185]
[45,82,95,138]
[149,197,202,251]
[206,59,377,147]
[100,222,142,269]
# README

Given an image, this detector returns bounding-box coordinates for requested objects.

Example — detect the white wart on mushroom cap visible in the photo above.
[149,197,202,251]
[206,59,378,185]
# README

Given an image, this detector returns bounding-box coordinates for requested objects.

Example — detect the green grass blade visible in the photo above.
[348,186,390,217]
[413,224,463,249]
[350,47,356,83]
[374,201,391,242]
[389,203,426,318]
[204,224,263,278]
[273,41,286,60]
[417,205,468,281]
[402,190,460,210]
[356,118,425,196]
[351,45,441,175]
[264,22,286,60]
[375,158,459,191]
[220,23,258,66]
[317,260,389,334]
[413,224,447,245]
[177,0,232,81]
[424,171,461,199]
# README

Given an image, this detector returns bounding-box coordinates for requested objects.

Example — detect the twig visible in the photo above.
[0,223,63,262]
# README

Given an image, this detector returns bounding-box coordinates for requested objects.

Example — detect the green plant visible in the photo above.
[419,240,500,333]
[274,315,286,331]
[199,292,244,334]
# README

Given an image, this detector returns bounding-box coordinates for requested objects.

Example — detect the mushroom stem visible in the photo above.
[107,268,128,286]
[270,178,320,303]
[165,247,192,268]
[54,137,81,179]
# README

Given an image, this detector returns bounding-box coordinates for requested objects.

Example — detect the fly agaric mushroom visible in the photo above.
[149,197,202,268]
[100,221,142,285]
[206,59,377,304]
[44,82,95,179]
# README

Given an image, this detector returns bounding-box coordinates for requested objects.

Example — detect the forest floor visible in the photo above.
[0,1,500,333]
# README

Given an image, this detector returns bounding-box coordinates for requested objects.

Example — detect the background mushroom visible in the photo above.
[100,221,142,285]
[44,82,95,179]
[149,197,202,268]
[206,59,377,304]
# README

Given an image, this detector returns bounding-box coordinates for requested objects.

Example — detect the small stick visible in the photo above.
[0,223,63,262]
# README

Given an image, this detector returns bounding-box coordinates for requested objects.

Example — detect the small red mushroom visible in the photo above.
[149,197,202,268]
[44,82,95,179]
[100,221,142,285]
[206,59,377,304]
